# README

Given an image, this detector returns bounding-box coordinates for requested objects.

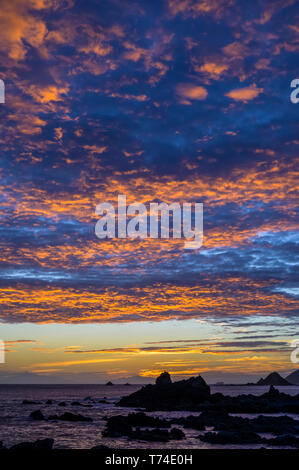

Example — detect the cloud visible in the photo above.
[0,0,298,331]
[225,84,263,102]
[176,83,208,104]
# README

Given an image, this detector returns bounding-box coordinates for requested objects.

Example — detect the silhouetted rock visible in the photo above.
[45,400,53,405]
[130,428,170,442]
[0,441,7,450]
[171,412,299,436]
[105,381,114,386]
[156,371,172,387]
[22,400,41,405]
[266,434,299,448]
[10,439,54,450]
[125,412,170,428]
[199,431,263,445]
[29,410,45,421]
[102,416,132,437]
[118,372,210,410]
[102,413,183,441]
[286,369,299,385]
[129,427,185,442]
[169,428,185,440]
[58,401,66,406]
[257,372,291,386]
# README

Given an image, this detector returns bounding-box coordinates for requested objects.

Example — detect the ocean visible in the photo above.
[0,384,298,449]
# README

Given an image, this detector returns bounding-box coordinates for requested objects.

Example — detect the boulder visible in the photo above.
[118,372,210,411]
[22,400,41,405]
[10,439,54,450]
[29,410,45,421]
[155,371,172,387]
[102,416,132,437]
[199,431,263,445]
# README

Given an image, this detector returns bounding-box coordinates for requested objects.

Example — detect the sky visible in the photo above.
[0,0,298,384]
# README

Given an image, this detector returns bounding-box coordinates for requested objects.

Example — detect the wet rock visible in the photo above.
[199,431,263,445]
[102,416,132,437]
[102,414,184,441]
[58,401,66,406]
[22,400,41,405]
[10,438,54,450]
[126,412,170,428]
[130,428,170,442]
[169,428,185,440]
[29,410,45,421]
[130,427,185,442]
[45,400,53,405]
[48,414,59,420]
[172,411,299,436]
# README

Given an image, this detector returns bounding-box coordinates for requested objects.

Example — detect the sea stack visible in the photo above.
[117,372,210,410]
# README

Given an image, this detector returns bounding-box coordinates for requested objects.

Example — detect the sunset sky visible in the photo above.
[0,0,298,383]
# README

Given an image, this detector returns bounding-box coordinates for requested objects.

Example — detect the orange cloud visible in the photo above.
[176,83,208,104]
[0,0,51,61]
[225,84,263,102]
[199,62,228,77]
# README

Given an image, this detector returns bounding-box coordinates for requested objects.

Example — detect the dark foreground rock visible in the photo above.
[118,372,210,411]
[102,413,185,441]
[171,410,299,435]
[266,434,299,448]
[130,427,185,442]
[10,439,54,450]
[29,410,45,421]
[22,400,41,405]
[199,431,263,445]
[199,431,299,448]
[103,412,170,433]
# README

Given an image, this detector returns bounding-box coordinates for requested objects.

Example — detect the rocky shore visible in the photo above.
[118,372,299,413]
